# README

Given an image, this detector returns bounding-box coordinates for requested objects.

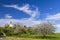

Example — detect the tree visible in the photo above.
[3,26,14,36]
[27,27,34,34]
[0,27,4,36]
[34,22,56,37]
[14,24,27,34]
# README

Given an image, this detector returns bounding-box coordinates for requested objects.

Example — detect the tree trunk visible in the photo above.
[43,34,46,38]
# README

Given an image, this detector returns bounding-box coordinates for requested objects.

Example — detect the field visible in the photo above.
[2,33,60,40]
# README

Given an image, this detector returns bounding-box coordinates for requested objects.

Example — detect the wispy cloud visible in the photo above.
[46,13,60,20]
[0,4,40,27]
[5,14,12,19]
[3,4,40,20]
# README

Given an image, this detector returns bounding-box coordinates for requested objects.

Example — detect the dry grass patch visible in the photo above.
[3,37,47,40]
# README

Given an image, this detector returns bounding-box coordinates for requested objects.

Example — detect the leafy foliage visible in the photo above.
[33,22,56,37]
[0,22,56,38]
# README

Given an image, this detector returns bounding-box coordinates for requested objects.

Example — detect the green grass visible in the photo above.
[2,33,60,40]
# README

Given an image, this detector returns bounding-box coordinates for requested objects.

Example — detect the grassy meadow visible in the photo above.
[2,33,60,40]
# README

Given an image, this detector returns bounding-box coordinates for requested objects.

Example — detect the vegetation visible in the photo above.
[33,22,56,37]
[0,21,58,40]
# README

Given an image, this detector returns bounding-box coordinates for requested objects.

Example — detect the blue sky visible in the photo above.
[0,0,60,32]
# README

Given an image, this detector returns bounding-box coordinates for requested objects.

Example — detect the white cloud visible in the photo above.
[55,24,60,27]
[5,14,12,19]
[0,19,41,27]
[46,13,60,20]
[3,4,40,20]
[0,4,40,27]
